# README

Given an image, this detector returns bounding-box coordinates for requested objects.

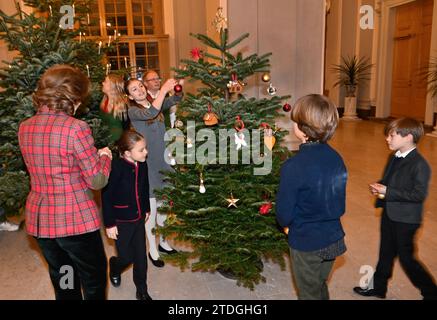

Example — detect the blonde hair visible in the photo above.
[33,64,90,115]
[291,94,339,143]
[101,74,128,120]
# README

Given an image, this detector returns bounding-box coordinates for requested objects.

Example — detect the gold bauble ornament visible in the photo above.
[261,73,271,82]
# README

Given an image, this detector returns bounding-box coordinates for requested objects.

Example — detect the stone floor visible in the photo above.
[1,120,436,300]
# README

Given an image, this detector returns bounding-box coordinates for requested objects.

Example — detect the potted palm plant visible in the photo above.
[332,55,373,119]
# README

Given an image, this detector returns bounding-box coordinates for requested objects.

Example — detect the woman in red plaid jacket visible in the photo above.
[18,65,112,300]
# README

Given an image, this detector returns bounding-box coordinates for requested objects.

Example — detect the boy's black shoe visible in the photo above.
[109,256,121,287]
[158,244,178,255]
[148,252,165,267]
[353,287,386,299]
[136,291,153,301]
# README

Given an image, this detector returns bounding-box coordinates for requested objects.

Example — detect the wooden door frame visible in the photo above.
[376,0,437,125]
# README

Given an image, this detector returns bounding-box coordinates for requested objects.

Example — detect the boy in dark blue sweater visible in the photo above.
[276,94,347,300]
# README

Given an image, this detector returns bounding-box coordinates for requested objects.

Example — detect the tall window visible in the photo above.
[104,0,128,36]
[84,0,168,76]
[132,0,154,35]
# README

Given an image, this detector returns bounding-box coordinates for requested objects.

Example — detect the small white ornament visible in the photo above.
[199,184,206,194]
[199,173,206,193]
[267,83,277,96]
[234,132,247,150]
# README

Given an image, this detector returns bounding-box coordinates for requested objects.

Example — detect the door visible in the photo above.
[391,0,434,121]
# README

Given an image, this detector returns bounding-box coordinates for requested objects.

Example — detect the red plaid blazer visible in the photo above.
[18,108,111,238]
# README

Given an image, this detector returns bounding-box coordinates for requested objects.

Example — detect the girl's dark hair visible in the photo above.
[33,64,90,115]
[384,117,424,144]
[117,129,145,155]
[124,78,142,95]
[291,94,339,142]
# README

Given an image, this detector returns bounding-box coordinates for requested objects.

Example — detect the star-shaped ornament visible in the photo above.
[226,193,239,208]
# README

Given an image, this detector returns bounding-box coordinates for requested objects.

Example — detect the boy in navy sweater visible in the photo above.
[276,94,347,300]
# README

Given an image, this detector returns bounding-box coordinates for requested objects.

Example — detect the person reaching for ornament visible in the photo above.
[126,76,182,268]
[100,74,130,144]
[143,70,183,129]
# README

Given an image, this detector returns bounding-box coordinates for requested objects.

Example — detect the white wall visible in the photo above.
[228,0,326,149]
[325,0,342,106]
[228,0,325,101]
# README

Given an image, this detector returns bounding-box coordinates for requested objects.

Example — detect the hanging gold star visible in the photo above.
[226,193,239,208]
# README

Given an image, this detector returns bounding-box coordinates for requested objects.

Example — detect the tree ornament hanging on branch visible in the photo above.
[260,123,276,151]
[283,102,292,112]
[199,172,206,194]
[234,116,247,150]
[259,202,272,215]
[167,152,176,166]
[190,47,203,62]
[261,73,271,82]
[267,83,277,96]
[203,104,219,126]
[174,83,183,93]
[226,193,239,208]
[227,73,244,94]
[165,198,177,225]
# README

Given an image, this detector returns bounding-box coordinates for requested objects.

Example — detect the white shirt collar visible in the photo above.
[395,147,416,158]
[147,90,160,100]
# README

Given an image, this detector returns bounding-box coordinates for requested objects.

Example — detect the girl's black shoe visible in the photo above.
[148,252,165,267]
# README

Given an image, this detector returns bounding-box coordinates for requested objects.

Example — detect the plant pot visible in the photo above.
[342,97,360,120]
[345,85,357,97]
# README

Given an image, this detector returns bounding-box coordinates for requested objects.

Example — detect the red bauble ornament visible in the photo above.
[174,84,183,93]
[283,103,292,112]
[259,202,272,215]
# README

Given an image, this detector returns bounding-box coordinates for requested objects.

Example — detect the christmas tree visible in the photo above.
[155,11,292,290]
[0,0,111,217]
